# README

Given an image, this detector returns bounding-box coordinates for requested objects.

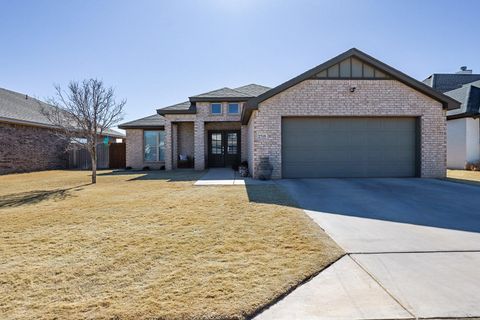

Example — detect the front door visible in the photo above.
[208,130,240,168]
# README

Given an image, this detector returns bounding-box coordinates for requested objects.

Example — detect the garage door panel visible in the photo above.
[282,117,418,178]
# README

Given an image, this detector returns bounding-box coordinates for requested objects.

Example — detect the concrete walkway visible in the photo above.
[255,255,412,320]
[255,178,480,319]
[194,168,273,186]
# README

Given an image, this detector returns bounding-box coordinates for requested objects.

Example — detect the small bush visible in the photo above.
[160,165,165,170]
[142,166,151,171]
[465,162,480,171]
[125,166,132,170]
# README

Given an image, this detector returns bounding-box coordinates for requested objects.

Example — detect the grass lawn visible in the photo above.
[447,169,480,186]
[0,170,342,320]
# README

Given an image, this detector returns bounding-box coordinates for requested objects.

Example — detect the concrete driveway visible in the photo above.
[255,179,480,319]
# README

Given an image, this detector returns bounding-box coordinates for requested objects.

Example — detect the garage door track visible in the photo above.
[255,178,480,319]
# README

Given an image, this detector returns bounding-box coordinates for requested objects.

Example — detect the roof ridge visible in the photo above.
[235,83,270,89]
[229,87,253,95]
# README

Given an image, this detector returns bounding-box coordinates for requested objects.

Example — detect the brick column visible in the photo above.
[194,120,205,170]
[164,120,172,170]
[241,125,248,162]
[172,124,178,169]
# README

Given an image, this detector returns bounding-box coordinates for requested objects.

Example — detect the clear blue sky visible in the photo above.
[1,0,478,129]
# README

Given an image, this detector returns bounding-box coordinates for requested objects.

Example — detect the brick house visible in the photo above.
[119,48,459,178]
[0,87,125,174]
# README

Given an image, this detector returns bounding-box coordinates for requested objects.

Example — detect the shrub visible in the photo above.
[142,166,151,171]
[465,161,480,171]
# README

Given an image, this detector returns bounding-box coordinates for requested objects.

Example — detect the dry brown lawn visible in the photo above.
[447,169,480,186]
[0,170,342,320]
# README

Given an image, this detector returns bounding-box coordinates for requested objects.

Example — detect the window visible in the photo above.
[228,103,239,114]
[211,133,222,154]
[210,103,222,115]
[227,132,238,154]
[144,130,165,161]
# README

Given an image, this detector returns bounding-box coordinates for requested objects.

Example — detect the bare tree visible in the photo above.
[46,79,125,184]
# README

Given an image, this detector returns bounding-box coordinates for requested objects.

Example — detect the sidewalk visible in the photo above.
[194,168,273,186]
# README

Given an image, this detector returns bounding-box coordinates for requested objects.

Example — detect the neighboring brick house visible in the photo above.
[0,87,125,174]
[423,68,480,169]
[120,48,459,179]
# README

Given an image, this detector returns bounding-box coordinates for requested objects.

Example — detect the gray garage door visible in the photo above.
[282,117,418,178]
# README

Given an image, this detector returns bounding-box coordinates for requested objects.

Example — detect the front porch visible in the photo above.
[165,120,247,171]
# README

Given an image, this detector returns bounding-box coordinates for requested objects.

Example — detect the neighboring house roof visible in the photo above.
[241,48,461,124]
[444,80,480,120]
[156,84,270,115]
[118,114,166,129]
[102,128,124,138]
[0,87,125,138]
[423,74,480,93]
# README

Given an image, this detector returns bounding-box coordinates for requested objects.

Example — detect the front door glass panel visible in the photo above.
[211,133,222,154]
[227,132,238,154]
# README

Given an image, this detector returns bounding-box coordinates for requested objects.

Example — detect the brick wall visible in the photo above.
[164,103,245,170]
[252,79,446,179]
[0,122,68,174]
[125,129,165,170]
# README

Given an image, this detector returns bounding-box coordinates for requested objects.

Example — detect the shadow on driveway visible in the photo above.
[249,178,480,234]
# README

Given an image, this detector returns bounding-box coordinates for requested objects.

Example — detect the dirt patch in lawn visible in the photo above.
[0,170,342,320]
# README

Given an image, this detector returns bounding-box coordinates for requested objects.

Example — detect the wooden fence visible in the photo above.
[109,143,126,169]
[68,143,125,169]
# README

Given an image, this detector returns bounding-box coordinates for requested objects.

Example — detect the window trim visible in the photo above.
[210,103,223,115]
[228,103,240,114]
[143,130,165,162]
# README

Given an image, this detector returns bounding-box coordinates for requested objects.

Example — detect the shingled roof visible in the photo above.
[444,80,480,119]
[157,101,195,115]
[191,87,251,99]
[118,114,166,129]
[0,87,124,138]
[155,84,270,115]
[233,84,271,97]
[423,74,480,93]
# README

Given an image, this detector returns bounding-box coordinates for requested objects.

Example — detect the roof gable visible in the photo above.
[242,48,461,124]
[314,56,390,79]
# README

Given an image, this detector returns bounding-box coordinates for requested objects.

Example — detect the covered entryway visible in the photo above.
[282,117,419,178]
[207,130,241,168]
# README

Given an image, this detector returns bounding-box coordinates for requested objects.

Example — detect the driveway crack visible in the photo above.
[349,254,417,319]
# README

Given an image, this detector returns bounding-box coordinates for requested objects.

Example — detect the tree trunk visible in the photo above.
[91,144,97,184]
